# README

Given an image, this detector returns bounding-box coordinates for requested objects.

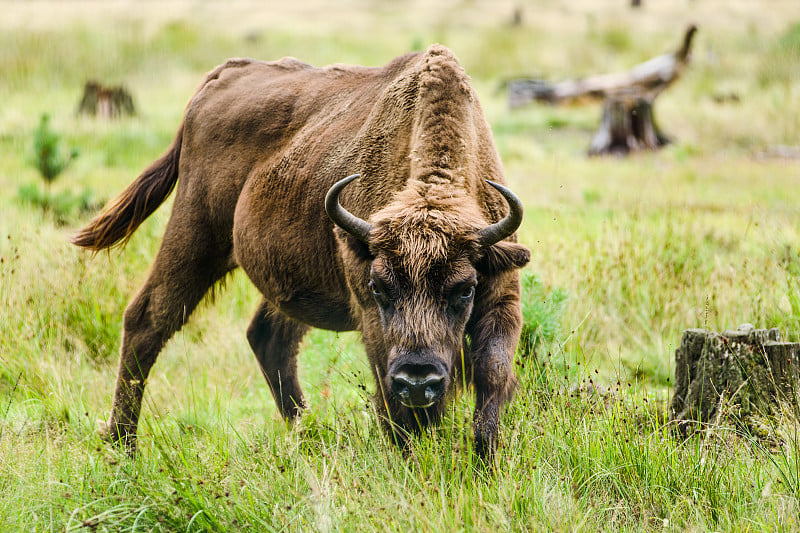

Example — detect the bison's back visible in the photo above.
[178,52,420,207]
[177,54,416,328]
[185,53,419,155]
[170,53,417,257]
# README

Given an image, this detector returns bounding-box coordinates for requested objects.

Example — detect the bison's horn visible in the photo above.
[325,173,373,243]
[476,180,524,247]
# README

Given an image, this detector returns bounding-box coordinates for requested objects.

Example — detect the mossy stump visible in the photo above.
[77,81,135,118]
[670,324,800,438]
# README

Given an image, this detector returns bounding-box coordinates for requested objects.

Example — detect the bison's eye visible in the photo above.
[447,282,476,313]
[460,285,475,302]
[368,279,391,307]
[368,279,381,297]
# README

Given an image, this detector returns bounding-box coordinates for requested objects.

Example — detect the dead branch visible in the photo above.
[508,24,697,108]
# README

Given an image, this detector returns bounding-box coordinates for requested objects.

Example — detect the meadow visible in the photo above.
[1,0,799,530]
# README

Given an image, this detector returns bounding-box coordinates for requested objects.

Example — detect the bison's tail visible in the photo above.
[71,123,184,252]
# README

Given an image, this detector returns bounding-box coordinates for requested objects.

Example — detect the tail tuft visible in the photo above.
[71,127,183,252]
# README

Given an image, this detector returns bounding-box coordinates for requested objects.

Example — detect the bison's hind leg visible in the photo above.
[247,300,310,419]
[104,219,233,451]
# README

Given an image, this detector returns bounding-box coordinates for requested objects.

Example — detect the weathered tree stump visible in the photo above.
[77,81,136,118]
[670,324,800,438]
[587,91,670,156]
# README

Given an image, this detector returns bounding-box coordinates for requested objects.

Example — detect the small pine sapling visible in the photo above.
[30,113,79,188]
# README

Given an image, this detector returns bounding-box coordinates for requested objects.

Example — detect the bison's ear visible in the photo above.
[335,228,374,262]
[475,241,530,275]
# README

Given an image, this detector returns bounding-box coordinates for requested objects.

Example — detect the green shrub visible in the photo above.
[20,113,99,224]
[17,183,99,226]
[30,113,78,186]
[518,271,568,356]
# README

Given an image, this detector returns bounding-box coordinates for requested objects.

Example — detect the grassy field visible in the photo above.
[1,0,799,530]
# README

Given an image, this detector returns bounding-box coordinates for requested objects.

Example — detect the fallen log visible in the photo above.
[508,25,697,155]
[669,324,800,440]
[509,25,697,107]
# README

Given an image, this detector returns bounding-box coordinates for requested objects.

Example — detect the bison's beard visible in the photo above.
[375,392,450,447]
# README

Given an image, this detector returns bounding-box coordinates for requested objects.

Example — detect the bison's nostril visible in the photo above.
[425,384,438,403]
[391,380,410,402]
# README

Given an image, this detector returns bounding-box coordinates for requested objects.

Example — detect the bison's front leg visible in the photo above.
[469,277,522,462]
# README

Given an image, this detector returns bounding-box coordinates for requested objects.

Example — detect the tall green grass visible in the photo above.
[1,1,800,530]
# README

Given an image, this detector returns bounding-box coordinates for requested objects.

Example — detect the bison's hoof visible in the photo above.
[96,419,112,439]
[96,419,137,454]
[474,437,497,468]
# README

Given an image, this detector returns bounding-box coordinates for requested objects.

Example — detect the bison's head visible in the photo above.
[326,174,529,415]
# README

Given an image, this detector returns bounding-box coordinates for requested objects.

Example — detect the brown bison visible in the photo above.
[72,44,530,461]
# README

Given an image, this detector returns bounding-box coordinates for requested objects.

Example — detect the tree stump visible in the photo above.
[77,81,136,118]
[670,324,800,438]
[587,91,671,156]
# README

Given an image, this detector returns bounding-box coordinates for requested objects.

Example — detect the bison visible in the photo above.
[72,44,530,461]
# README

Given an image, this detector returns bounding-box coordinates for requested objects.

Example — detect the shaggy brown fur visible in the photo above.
[73,45,529,461]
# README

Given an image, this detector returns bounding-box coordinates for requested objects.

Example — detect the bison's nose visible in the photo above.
[389,365,446,408]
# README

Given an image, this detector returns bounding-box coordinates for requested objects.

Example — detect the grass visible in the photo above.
[1,0,800,530]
